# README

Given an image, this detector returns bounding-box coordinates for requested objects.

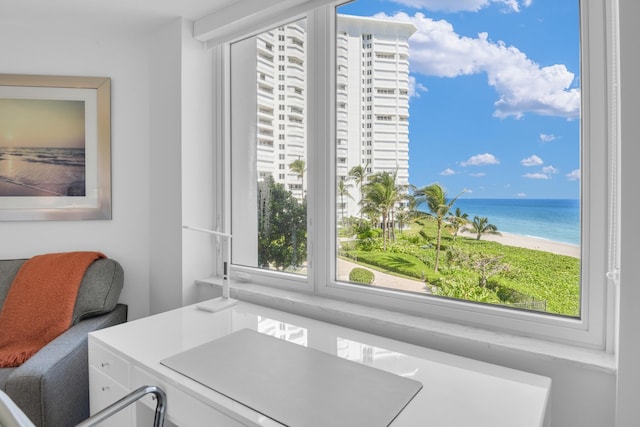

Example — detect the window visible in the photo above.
[231,18,308,278]
[220,0,612,347]
[327,0,612,348]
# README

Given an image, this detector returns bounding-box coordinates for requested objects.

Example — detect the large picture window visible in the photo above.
[223,0,611,348]
[335,1,581,317]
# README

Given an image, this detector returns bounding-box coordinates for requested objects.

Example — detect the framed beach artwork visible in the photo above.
[0,74,111,220]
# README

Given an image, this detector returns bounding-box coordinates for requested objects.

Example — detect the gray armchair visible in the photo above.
[0,258,128,427]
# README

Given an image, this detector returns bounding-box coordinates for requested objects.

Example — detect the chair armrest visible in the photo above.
[4,304,127,427]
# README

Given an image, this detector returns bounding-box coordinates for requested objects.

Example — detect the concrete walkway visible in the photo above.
[337,258,430,294]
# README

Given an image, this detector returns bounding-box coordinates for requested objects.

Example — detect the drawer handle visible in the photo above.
[101,362,110,368]
[101,386,111,392]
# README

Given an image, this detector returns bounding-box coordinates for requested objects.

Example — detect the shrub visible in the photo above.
[349,268,375,285]
[433,276,501,304]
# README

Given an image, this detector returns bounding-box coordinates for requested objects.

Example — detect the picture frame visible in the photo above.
[0,74,111,220]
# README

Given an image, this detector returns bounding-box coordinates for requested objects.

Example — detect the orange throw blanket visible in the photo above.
[0,251,105,367]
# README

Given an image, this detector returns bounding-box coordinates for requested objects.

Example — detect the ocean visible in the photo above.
[446,198,580,245]
[0,146,86,196]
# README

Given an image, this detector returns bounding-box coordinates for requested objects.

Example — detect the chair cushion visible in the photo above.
[72,258,124,324]
[0,367,16,390]
[0,257,124,325]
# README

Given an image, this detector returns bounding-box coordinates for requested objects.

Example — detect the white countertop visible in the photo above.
[90,300,551,426]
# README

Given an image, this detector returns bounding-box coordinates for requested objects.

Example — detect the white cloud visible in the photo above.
[440,167,455,175]
[461,153,500,166]
[388,0,531,13]
[539,133,556,143]
[567,169,580,181]
[521,154,543,167]
[523,172,550,179]
[542,165,559,174]
[469,172,486,177]
[517,192,527,197]
[374,12,580,119]
[408,75,429,98]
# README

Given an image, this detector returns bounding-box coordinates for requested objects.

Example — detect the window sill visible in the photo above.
[196,277,616,375]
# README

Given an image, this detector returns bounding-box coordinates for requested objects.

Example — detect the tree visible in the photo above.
[348,163,369,218]
[337,179,353,227]
[258,177,307,271]
[414,184,465,272]
[468,253,510,287]
[395,209,410,234]
[361,171,399,251]
[446,207,469,240]
[289,159,306,198]
[469,216,500,240]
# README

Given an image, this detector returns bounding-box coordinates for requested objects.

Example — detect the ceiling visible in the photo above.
[0,0,243,30]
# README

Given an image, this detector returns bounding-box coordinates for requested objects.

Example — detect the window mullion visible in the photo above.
[308,5,335,295]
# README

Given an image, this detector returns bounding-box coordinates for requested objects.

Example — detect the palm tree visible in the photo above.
[469,216,500,240]
[359,200,381,227]
[446,207,469,240]
[337,179,353,227]
[414,184,465,272]
[395,209,410,234]
[348,163,369,218]
[361,171,398,251]
[289,159,306,198]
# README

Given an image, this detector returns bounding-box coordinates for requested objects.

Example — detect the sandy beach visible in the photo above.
[458,229,580,258]
[0,180,57,197]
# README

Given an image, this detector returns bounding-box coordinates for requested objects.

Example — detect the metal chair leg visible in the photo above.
[76,385,166,427]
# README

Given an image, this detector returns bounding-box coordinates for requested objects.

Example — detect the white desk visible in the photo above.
[88,301,551,427]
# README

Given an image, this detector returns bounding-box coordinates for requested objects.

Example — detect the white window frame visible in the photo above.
[212,0,617,349]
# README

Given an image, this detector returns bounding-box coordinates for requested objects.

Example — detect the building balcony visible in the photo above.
[287,68,305,81]
[287,92,304,103]
[258,90,274,103]
[258,126,274,137]
[287,44,305,56]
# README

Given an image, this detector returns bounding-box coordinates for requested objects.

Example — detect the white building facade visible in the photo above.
[256,21,307,200]
[336,15,416,220]
[255,15,416,219]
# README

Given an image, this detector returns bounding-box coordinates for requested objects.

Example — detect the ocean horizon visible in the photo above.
[432,198,580,246]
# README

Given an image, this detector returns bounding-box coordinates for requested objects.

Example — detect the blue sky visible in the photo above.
[338,0,581,199]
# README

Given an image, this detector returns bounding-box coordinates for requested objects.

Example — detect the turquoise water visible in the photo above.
[446,198,580,245]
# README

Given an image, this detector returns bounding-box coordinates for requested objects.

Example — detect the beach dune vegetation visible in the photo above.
[342,216,580,317]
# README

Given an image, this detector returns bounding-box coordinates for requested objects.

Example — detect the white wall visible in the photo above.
[0,14,153,320]
[0,14,214,319]
[180,19,216,307]
[148,19,184,315]
[148,18,215,315]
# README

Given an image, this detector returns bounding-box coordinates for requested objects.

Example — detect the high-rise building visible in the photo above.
[257,21,307,200]
[256,15,416,220]
[337,15,416,220]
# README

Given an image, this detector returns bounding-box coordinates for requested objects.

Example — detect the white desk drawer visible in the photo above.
[134,367,245,427]
[89,366,133,426]
[89,341,130,386]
